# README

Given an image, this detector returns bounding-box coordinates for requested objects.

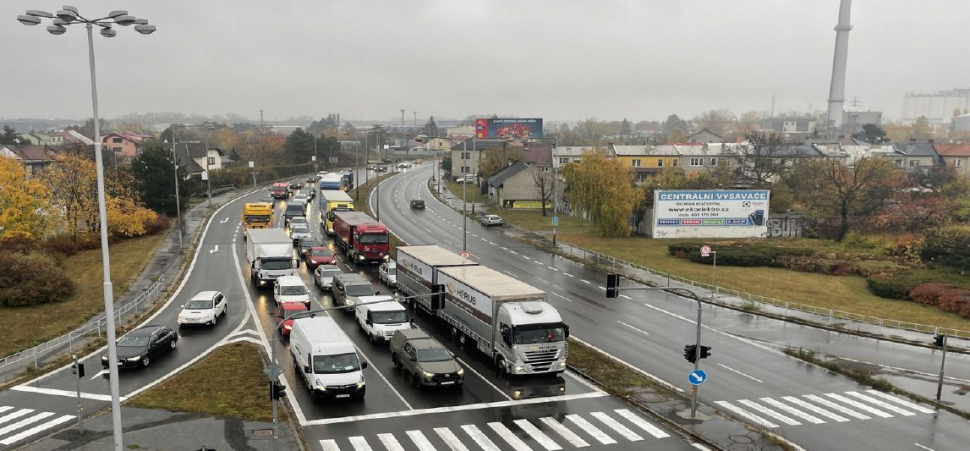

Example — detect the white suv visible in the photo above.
[178,291,228,327]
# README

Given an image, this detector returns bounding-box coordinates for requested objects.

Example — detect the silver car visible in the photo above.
[379,261,397,287]
[313,264,343,291]
[289,224,312,242]
[480,214,503,227]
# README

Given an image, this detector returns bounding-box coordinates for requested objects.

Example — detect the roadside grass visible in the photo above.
[497,209,593,234]
[566,338,672,397]
[127,343,275,422]
[0,232,167,358]
[555,231,970,331]
[445,180,490,205]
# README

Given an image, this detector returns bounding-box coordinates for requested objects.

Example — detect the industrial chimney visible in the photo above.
[826,0,853,133]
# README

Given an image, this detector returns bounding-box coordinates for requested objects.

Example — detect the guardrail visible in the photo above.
[552,241,970,340]
[0,276,166,373]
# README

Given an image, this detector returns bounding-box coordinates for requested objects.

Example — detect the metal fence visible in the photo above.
[0,276,166,373]
[553,241,970,340]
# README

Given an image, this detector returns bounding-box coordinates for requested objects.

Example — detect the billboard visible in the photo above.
[475,118,543,139]
[652,190,770,239]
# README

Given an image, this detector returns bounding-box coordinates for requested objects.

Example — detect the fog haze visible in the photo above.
[2,0,968,123]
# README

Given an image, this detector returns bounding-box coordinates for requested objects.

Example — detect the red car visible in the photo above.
[275,302,308,338]
[305,246,335,268]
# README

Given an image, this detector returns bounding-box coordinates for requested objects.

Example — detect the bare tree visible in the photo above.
[727,133,792,187]
[531,166,554,216]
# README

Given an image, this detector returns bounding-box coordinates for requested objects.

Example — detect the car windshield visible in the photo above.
[311,249,332,257]
[302,240,321,248]
[117,335,150,347]
[358,233,388,244]
[313,353,360,374]
[261,259,292,270]
[513,324,567,344]
[292,226,309,233]
[385,267,396,275]
[346,284,374,296]
[372,311,408,324]
[185,300,213,310]
[417,348,453,362]
[279,285,306,296]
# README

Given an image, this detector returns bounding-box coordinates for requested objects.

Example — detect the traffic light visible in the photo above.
[72,362,85,378]
[934,335,946,348]
[606,274,620,298]
[684,344,697,363]
[699,345,712,360]
[270,380,286,400]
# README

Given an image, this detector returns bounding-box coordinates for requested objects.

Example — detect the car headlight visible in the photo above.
[558,361,566,369]
[130,355,141,361]
[283,324,292,330]
[357,376,365,389]
[514,365,525,373]
[457,368,465,376]
[513,390,522,399]
[177,313,184,321]
[101,356,107,362]
[422,371,434,379]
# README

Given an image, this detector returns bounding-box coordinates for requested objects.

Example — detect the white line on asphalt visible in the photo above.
[617,321,649,336]
[462,425,501,451]
[569,336,683,393]
[717,363,764,383]
[614,409,670,439]
[549,267,559,272]
[737,399,801,426]
[803,394,871,420]
[488,422,532,451]
[434,427,470,451]
[508,250,518,255]
[90,370,108,380]
[11,386,112,402]
[301,392,608,426]
[691,444,713,451]
[0,409,34,425]
[551,292,573,303]
[566,414,616,444]
[597,285,606,291]
[914,444,935,451]
[522,255,530,260]
[406,430,437,451]
[563,273,573,277]
[864,390,936,414]
[639,302,780,354]
[844,391,915,416]
[539,417,590,448]
[348,436,373,450]
[781,396,849,422]
[714,400,778,428]
[0,411,54,437]
[759,397,824,424]
[0,407,11,415]
[592,411,643,442]
[581,279,590,284]
[514,419,562,450]
[825,393,893,418]
[489,241,496,245]
[619,294,632,300]
[209,244,219,253]
[500,247,508,251]
[456,357,512,401]
[0,415,73,446]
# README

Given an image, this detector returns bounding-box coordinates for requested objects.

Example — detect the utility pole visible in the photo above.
[935,334,948,401]
[413,111,417,126]
[400,109,405,127]
[168,133,183,250]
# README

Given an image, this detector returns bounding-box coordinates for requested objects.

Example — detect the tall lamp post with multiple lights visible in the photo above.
[17,7,155,451]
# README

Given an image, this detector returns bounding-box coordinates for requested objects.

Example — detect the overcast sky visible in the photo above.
[2,0,968,124]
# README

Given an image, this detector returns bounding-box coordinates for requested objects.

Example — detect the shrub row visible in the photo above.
[921,225,970,269]
[909,283,970,318]
[866,269,970,300]
[0,251,75,307]
[667,242,814,268]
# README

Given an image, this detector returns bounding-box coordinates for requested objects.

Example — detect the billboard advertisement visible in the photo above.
[475,118,543,139]
[652,190,770,239]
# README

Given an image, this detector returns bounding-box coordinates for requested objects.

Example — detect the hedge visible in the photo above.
[667,242,814,268]
[866,269,970,301]
[921,225,970,269]
[0,252,75,307]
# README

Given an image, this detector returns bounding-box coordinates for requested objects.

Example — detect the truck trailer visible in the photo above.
[395,245,477,312]
[332,211,390,264]
[318,189,355,235]
[245,228,297,286]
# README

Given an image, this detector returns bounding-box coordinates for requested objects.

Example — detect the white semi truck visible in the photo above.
[246,228,297,287]
[396,245,568,376]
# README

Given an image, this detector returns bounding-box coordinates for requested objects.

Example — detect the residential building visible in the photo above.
[607,144,680,183]
[760,116,820,135]
[17,132,65,146]
[486,162,551,209]
[449,139,505,177]
[841,109,882,134]
[0,144,56,177]
[890,143,942,172]
[520,143,553,168]
[421,137,454,153]
[687,128,723,144]
[179,142,228,173]
[552,146,593,171]
[674,143,732,175]
[934,143,970,177]
[445,125,475,139]
[172,150,206,176]
[101,132,153,163]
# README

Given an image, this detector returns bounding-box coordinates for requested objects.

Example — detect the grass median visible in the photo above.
[351,172,405,252]
[127,343,275,422]
[0,232,167,358]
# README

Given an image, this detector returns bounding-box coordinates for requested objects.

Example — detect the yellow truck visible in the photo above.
[242,202,274,237]
[319,190,355,235]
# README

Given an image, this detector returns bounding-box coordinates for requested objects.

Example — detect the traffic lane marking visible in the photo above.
[716,363,763,383]
[617,321,649,336]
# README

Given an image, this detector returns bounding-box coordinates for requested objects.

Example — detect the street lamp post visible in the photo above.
[18,8,155,451]
[204,126,212,207]
[166,134,184,251]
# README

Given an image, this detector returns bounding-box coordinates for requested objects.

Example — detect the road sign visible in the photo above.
[459,251,471,260]
[552,216,559,227]
[700,245,711,257]
[688,369,708,385]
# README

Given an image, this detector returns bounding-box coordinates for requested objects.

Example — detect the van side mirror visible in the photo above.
[303,364,311,374]
[564,324,570,338]
[360,361,368,369]
[375,290,380,295]
[365,319,372,326]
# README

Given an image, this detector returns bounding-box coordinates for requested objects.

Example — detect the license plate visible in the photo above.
[440,381,455,385]
[336,394,350,398]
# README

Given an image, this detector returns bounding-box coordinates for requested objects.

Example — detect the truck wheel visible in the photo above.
[367,332,375,343]
[497,357,508,378]
[410,371,422,388]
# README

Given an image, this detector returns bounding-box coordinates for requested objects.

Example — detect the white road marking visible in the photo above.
[348,436,372,450]
[865,390,936,414]
[549,267,559,272]
[781,396,849,422]
[803,394,871,420]
[759,398,824,424]
[614,409,669,439]
[591,411,642,441]
[500,247,508,251]
[0,411,54,437]
[504,270,519,278]
[566,414,616,444]
[845,391,916,416]
[488,422,532,451]
[0,414,72,445]
[563,273,574,277]
[581,279,591,284]
[0,409,34,426]
[551,292,573,303]
[619,294,632,300]
[914,444,935,451]
[90,369,108,380]
[377,433,405,451]
[540,417,590,447]
[462,424,501,451]
[0,407,11,415]
[522,255,531,260]
[714,400,778,428]
[825,393,893,418]
[509,250,518,255]
[489,241,496,245]
[737,399,801,425]
[596,286,606,291]
[716,363,764,383]
[209,245,219,253]
[406,430,437,451]
[456,357,512,401]
[434,427,470,451]
[220,217,229,223]
[617,321,649,336]
[515,419,562,450]
[11,386,112,402]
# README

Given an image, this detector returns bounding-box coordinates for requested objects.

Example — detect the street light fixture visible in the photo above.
[18,7,155,451]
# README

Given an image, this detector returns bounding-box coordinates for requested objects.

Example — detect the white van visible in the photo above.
[290,317,368,401]
[274,275,311,308]
[355,296,411,343]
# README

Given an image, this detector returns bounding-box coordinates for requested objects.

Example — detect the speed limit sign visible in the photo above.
[460,251,471,260]
[700,245,712,257]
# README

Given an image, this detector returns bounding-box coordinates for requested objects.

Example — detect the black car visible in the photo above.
[298,237,323,256]
[410,199,425,210]
[101,325,178,369]
[376,166,389,173]
[306,176,316,183]
[290,182,303,190]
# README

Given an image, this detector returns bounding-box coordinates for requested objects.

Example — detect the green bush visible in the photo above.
[0,251,75,307]
[921,225,970,269]
[667,242,814,268]
[866,269,970,300]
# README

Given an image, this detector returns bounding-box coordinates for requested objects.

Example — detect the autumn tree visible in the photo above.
[42,153,99,240]
[940,178,970,223]
[131,143,188,216]
[912,116,932,142]
[692,109,736,136]
[665,127,687,144]
[531,167,554,216]
[662,114,689,136]
[563,150,643,237]
[479,143,523,179]
[0,156,56,240]
[737,111,761,134]
[882,121,912,144]
[727,133,791,187]
[788,157,901,241]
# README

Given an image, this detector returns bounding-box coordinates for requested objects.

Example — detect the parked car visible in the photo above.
[313,264,343,291]
[454,174,476,183]
[275,302,308,338]
[379,261,397,287]
[178,291,228,327]
[409,199,425,210]
[298,237,324,257]
[274,275,312,308]
[376,166,389,173]
[101,325,177,369]
[390,329,464,388]
[305,246,335,268]
[480,214,503,227]
[289,224,312,243]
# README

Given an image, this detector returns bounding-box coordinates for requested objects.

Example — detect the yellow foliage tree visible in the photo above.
[0,157,56,240]
[563,149,643,237]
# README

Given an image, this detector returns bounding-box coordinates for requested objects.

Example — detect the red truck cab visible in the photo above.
[270,182,290,199]
[333,211,390,264]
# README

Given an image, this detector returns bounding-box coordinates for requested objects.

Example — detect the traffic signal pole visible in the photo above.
[935,334,948,401]
[691,297,703,417]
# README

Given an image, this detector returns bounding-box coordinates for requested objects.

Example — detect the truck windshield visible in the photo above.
[313,353,360,374]
[514,324,566,344]
[358,233,388,244]
[372,311,408,324]
[245,215,271,223]
[261,259,292,270]
[417,348,452,362]
[346,285,375,296]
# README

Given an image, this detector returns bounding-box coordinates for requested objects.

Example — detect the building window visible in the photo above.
[657,159,664,167]
[956,160,963,168]
[710,158,718,166]
[636,173,648,182]
[112,147,122,153]
[631,159,641,167]
[690,158,703,166]
[208,157,215,166]
[894,159,903,167]
[559,157,569,165]
[909,160,917,167]
[673,159,678,167]
[112,137,122,143]
[461,152,471,159]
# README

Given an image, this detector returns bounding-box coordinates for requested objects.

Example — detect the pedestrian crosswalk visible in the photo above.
[319,408,669,450]
[714,389,936,429]
[0,405,74,448]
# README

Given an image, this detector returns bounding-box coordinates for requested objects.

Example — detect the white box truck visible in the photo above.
[246,228,297,287]
[290,316,368,401]
[395,245,477,313]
